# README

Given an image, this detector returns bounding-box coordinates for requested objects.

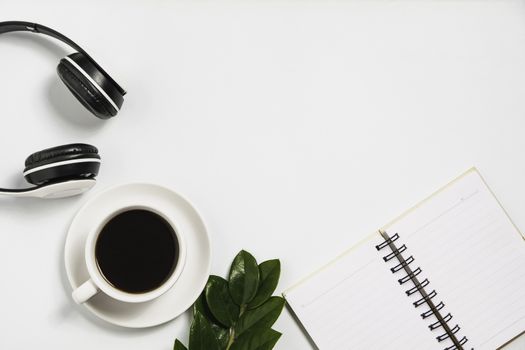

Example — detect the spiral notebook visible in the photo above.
[284,168,525,350]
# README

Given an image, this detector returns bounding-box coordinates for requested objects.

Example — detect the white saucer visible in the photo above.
[64,183,211,328]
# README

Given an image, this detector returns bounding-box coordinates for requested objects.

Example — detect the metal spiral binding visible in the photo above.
[375,230,471,350]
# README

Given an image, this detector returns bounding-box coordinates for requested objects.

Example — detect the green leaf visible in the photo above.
[206,275,240,327]
[193,290,210,317]
[229,250,260,306]
[212,326,229,349]
[174,251,285,350]
[247,260,281,309]
[173,340,188,350]
[235,297,285,337]
[189,312,220,350]
[194,288,219,323]
[193,290,230,348]
[230,328,282,350]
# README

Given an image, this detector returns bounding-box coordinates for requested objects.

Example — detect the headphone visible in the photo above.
[0,21,126,199]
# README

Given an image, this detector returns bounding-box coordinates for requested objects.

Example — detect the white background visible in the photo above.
[1,1,525,349]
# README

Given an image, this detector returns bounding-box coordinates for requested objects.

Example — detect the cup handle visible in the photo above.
[72,279,99,304]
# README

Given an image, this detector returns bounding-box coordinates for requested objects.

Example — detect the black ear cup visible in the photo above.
[57,53,124,119]
[23,143,101,185]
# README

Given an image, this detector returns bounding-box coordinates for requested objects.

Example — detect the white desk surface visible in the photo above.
[2,1,525,349]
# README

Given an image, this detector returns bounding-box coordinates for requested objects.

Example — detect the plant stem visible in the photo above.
[239,304,247,318]
[225,328,235,350]
[225,304,247,350]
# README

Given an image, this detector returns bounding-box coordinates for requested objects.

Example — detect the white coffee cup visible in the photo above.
[72,205,187,304]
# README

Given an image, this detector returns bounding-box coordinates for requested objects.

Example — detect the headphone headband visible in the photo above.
[0,21,126,95]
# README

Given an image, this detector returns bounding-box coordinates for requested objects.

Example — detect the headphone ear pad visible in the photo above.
[24,143,101,186]
[57,53,123,120]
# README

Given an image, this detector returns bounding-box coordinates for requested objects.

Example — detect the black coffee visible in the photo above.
[95,209,179,294]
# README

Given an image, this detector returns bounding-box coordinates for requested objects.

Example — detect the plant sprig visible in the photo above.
[174,250,284,350]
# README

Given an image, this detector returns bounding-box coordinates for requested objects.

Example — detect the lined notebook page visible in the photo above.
[284,232,440,350]
[384,169,525,350]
